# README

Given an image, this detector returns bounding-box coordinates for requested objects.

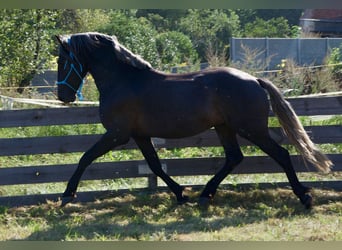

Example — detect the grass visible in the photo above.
[0,187,341,240]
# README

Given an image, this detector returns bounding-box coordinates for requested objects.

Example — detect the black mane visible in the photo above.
[68,32,152,70]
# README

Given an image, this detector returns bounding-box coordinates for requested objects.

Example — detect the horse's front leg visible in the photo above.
[61,130,129,206]
[134,136,189,204]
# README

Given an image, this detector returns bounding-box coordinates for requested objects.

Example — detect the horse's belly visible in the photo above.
[141,124,212,139]
[132,85,223,138]
[135,110,221,139]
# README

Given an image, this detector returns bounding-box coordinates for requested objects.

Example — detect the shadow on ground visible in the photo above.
[17,186,341,240]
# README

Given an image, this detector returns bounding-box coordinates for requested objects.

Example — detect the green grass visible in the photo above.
[0,187,341,240]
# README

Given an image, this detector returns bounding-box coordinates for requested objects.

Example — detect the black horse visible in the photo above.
[56,32,332,209]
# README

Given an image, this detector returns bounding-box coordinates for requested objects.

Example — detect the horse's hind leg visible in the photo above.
[134,136,188,204]
[240,129,312,209]
[199,125,243,206]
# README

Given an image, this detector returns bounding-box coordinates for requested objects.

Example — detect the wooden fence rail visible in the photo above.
[0,95,341,206]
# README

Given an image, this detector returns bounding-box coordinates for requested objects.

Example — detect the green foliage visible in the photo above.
[178,9,240,62]
[234,9,257,28]
[327,47,342,67]
[156,31,198,70]
[0,9,332,89]
[326,47,342,82]
[56,9,112,34]
[272,58,341,95]
[244,17,294,38]
[99,11,161,68]
[136,9,188,31]
[0,9,58,87]
[255,9,303,26]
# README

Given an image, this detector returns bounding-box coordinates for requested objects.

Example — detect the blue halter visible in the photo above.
[56,39,84,101]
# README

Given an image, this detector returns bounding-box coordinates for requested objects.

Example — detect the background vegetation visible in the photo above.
[0,9,307,90]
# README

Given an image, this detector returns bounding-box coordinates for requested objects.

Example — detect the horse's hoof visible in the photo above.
[60,195,76,207]
[177,195,189,205]
[300,193,313,209]
[198,197,211,208]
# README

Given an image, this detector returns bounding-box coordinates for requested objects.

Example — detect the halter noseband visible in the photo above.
[56,39,85,101]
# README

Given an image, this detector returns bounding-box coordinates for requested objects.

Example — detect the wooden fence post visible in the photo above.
[148,175,158,189]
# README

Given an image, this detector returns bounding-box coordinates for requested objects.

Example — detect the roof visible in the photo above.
[301,9,342,20]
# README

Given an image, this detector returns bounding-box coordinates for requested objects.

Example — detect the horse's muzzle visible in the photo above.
[57,85,77,103]
[58,94,76,103]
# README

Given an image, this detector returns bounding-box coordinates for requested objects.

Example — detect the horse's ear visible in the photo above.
[55,35,68,51]
[55,35,63,45]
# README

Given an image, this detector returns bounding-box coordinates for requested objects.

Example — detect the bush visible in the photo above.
[99,12,161,68]
[156,31,198,70]
[326,47,342,88]
[273,59,340,95]
[243,17,294,38]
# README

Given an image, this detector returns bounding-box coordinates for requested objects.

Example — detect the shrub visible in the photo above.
[326,47,342,88]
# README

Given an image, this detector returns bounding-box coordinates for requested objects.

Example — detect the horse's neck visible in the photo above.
[90,63,156,94]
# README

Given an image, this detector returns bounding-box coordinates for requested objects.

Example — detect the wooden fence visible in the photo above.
[0,94,341,206]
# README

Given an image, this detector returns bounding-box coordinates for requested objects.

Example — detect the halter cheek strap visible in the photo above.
[56,39,85,101]
[56,63,85,101]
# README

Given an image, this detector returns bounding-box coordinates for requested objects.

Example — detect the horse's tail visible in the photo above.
[257,78,333,173]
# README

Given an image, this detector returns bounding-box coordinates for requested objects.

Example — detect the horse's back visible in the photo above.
[195,67,270,129]
[196,67,268,106]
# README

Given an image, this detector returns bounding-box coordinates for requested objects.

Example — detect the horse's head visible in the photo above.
[55,35,88,103]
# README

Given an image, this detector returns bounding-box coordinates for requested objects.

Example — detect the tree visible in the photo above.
[99,10,161,67]
[55,9,83,33]
[178,9,240,62]
[55,9,113,34]
[0,9,57,89]
[326,47,342,85]
[255,9,303,26]
[243,17,294,38]
[234,9,257,28]
[136,9,188,31]
[156,31,198,70]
